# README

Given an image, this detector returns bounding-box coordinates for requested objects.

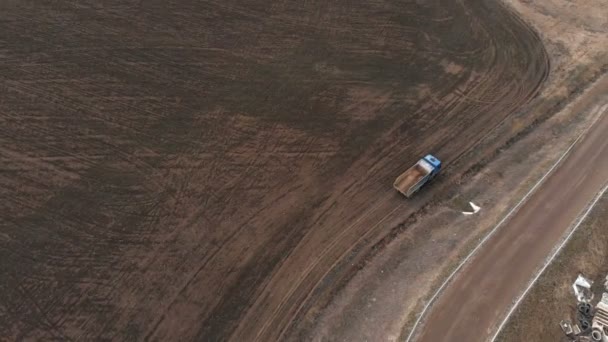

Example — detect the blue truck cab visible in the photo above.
[423,154,442,177]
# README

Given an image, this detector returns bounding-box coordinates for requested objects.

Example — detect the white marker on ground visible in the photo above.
[462,201,481,215]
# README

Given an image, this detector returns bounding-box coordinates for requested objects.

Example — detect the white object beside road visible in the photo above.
[462,202,481,215]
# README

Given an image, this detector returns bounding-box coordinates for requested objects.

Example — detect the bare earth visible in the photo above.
[495,195,608,342]
[415,101,608,341]
[308,0,608,341]
[410,3,608,341]
[0,1,554,340]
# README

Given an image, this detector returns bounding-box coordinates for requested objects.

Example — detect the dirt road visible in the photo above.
[414,108,608,341]
[0,1,548,340]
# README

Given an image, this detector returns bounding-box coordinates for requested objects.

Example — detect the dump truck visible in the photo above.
[393,154,441,197]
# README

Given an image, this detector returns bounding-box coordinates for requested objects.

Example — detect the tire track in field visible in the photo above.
[0,0,549,340]
[229,1,550,340]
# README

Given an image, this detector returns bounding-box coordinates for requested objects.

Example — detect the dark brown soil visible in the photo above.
[0,1,548,340]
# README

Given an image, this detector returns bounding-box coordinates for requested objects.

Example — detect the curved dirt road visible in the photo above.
[413,106,608,342]
[0,1,548,340]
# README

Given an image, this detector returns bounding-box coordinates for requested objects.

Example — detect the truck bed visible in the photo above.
[393,163,431,196]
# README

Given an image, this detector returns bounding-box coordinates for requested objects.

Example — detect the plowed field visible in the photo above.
[0,0,548,340]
